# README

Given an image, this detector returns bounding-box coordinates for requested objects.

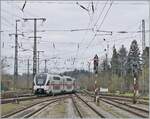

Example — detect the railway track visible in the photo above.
[1,95,39,104]
[1,94,65,104]
[73,93,105,118]
[2,95,69,118]
[80,92,149,118]
[100,93,149,100]
[71,95,83,118]
[82,90,149,105]
[99,95,149,105]
[99,98,149,118]
[83,90,149,100]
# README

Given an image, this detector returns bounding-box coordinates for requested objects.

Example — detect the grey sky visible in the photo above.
[1,1,149,74]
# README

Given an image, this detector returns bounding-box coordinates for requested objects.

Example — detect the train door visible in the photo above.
[61,77,65,93]
[51,76,61,94]
[59,76,63,93]
[66,78,73,92]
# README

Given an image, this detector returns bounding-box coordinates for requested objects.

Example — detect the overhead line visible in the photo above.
[76,0,109,69]
[83,0,113,53]
[97,1,113,30]
[93,0,109,28]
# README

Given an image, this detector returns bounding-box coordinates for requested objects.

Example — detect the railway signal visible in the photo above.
[93,54,99,74]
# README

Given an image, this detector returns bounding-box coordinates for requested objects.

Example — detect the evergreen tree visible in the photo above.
[125,40,141,75]
[101,55,110,72]
[142,47,149,68]
[111,46,119,75]
[118,45,127,76]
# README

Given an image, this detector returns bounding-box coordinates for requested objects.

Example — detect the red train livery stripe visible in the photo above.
[48,83,75,89]
[48,83,74,86]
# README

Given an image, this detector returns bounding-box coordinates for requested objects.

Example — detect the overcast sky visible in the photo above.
[1,0,149,74]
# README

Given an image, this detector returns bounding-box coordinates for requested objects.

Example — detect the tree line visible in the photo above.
[94,40,149,94]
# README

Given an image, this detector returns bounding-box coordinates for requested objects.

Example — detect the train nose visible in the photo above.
[37,88,44,94]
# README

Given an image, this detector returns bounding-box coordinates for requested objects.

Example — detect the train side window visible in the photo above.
[67,78,72,81]
[53,77,60,80]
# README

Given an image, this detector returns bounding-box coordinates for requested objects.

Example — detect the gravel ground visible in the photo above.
[31,98,78,118]
[66,98,78,118]
[73,95,100,118]
[118,100,149,110]
[2,94,148,118]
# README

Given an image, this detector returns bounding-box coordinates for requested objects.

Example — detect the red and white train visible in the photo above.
[33,73,77,95]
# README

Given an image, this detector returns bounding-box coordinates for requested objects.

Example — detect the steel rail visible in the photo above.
[1,95,38,104]
[99,95,149,105]
[71,95,83,118]
[2,95,69,118]
[24,99,60,118]
[106,98,149,113]
[82,90,148,105]
[99,98,148,118]
[74,93,105,118]
[81,91,149,118]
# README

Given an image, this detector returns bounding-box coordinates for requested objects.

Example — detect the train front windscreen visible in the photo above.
[35,74,47,86]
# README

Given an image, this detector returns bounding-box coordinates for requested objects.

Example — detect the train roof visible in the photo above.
[35,73,75,80]
[35,73,61,77]
[62,76,75,80]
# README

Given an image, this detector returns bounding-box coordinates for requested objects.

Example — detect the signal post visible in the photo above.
[93,54,99,103]
[132,63,139,104]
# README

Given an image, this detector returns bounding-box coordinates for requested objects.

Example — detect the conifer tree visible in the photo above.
[125,40,141,75]
[118,45,127,76]
[111,46,119,75]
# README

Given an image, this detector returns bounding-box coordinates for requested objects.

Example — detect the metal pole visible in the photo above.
[12,20,22,91]
[142,19,145,95]
[23,18,46,93]
[37,50,44,73]
[44,59,47,73]
[133,64,138,104]
[37,51,39,73]
[94,78,97,102]
[142,19,145,51]
[14,20,18,90]
[93,55,99,102]
[133,74,138,104]
[88,62,90,78]
[27,59,29,90]
[33,19,37,80]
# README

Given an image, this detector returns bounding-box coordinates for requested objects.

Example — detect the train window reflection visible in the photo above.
[36,74,47,85]
[53,77,60,80]
[67,78,72,81]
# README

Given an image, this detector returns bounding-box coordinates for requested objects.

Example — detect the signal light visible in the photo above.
[93,54,99,74]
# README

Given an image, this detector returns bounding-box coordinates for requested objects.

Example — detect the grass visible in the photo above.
[119,92,133,97]
[1,100,34,115]
[109,92,149,99]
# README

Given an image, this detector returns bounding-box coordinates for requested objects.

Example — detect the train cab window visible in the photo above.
[67,78,72,81]
[35,74,47,86]
[53,77,60,80]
